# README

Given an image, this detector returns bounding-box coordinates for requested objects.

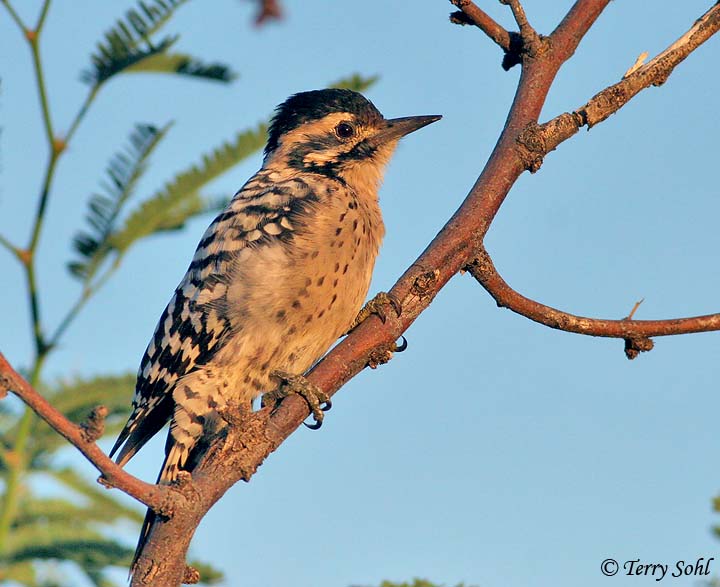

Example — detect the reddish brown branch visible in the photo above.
[500,0,538,44]
[467,247,720,340]
[579,3,720,129]
[509,2,720,173]
[449,0,512,51]
[0,352,182,514]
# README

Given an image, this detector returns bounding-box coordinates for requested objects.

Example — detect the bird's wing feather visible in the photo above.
[110,173,320,464]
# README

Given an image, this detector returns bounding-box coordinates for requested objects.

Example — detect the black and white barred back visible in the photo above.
[109,170,323,479]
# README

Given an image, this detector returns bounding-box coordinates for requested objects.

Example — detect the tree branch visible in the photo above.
[466,247,720,353]
[449,0,513,52]
[518,0,720,170]
[0,352,182,514]
[500,0,538,45]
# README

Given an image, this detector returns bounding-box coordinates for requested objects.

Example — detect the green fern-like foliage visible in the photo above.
[126,52,237,82]
[69,123,171,282]
[0,373,223,587]
[332,73,380,93]
[82,0,234,85]
[109,121,268,254]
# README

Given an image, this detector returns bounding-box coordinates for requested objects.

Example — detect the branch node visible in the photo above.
[217,399,252,427]
[624,337,654,360]
[652,67,673,87]
[412,269,441,299]
[500,0,544,59]
[80,405,108,443]
[624,298,645,320]
[623,51,649,78]
[143,476,195,519]
[182,565,201,584]
[448,0,529,69]
[501,32,524,70]
[516,122,546,172]
[97,475,112,490]
[367,344,396,369]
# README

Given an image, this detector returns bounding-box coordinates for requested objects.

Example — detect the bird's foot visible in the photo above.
[348,292,407,353]
[348,291,402,332]
[265,370,331,429]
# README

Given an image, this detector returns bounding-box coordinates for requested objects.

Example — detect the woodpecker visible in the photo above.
[110,88,440,570]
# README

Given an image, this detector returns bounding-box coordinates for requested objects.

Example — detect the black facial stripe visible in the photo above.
[286,135,342,172]
[340,139,377,162]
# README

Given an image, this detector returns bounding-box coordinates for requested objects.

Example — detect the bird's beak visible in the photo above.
[369,115,442,147]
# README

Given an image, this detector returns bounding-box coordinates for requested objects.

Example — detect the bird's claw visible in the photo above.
[394,335,408,353]
[349,291,403,331]
[266,370,331,429]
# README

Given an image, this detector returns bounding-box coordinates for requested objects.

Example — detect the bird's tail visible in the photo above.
[130,441,189,576]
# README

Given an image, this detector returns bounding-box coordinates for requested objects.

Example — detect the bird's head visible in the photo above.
[264,89,440,195]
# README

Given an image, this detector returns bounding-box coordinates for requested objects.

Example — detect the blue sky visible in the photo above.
[2,1,720,586]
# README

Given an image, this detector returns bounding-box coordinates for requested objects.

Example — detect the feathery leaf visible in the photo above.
[82,0,188,84]
[109,122,267,253]
[125,52,236,82]
[81,0,234,85]
[331,73,380,93]
[21,374,135,460]
[2,561,39,586]
[47,468,144,523]
[69,124,171,282]
[14,496,136,528]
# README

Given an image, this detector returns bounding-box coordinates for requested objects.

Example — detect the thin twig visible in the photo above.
[467,248,720,339]
[48,259,120,348]
[580,3,720,128]
[514,2,720,170]
[64,84,100,145]
[625,299,644,320]
[449,0,512,51]
[1,0,27,31]
[501,0,537,42]
[0,234,19,258]
[35,0,51,31]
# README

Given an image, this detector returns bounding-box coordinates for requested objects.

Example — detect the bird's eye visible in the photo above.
[335,122,355,139]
